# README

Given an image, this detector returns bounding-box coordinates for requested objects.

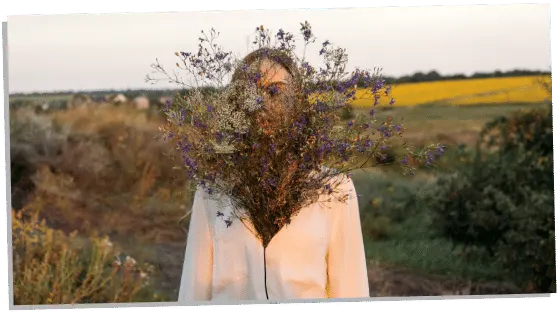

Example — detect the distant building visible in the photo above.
[68,93,92,108]
[106,93,128,105]
[133,96,150,110]
[34,102,50,114]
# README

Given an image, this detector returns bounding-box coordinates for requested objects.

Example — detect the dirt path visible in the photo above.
[367,260,523,297]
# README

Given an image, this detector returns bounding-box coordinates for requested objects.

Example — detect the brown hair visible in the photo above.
[231,47,301,85]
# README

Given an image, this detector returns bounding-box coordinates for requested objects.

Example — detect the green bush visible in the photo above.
[425,105,554,293]
[339,105,355,120]
[362,215,392,240]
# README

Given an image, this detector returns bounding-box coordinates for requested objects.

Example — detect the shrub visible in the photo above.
[10,105,193,301]
[9,108,70,210]
[425,106,554,293]
[339,104,355,120]
[11,106,191,242]
[362,215,392,240]
[11,208,160,305]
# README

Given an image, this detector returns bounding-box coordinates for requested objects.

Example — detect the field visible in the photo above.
[350,75,551,107]
[8,75,553,303]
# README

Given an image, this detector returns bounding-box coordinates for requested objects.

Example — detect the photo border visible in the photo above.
[0,0,560,314]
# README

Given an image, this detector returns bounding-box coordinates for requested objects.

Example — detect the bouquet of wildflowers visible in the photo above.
[147,22,445,247]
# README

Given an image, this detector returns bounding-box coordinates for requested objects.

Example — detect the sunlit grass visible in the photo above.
[11,208,160,305]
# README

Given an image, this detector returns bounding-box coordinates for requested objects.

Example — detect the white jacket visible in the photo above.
[178,176,369,302]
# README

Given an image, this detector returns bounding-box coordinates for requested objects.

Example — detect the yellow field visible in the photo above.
[350,75,552,107]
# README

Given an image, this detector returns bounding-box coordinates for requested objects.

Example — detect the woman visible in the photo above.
[178,48,369,302]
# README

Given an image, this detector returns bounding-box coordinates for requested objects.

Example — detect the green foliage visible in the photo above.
[425,105,555,292]
[339,105,355,120]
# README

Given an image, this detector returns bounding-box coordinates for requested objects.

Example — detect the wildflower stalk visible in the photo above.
[148,22,445,247]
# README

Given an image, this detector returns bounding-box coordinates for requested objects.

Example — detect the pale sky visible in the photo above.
[7,3,551,93]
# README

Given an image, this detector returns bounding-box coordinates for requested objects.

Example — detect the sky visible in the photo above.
[7,3,551,94]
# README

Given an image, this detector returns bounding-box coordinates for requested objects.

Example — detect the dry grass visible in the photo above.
[11,100,542,301]
[12,208,157,305]
[10,103,193,301]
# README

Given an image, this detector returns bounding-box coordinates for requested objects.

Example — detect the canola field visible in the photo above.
[350,75,552,107]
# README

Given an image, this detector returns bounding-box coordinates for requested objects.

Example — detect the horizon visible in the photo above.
[8,67,552,96]
[8,4,552,94]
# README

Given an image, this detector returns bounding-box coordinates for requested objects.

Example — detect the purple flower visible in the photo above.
[302,62,313,76]
[184,156,197,171]
[193,116,206,129]
[401,156,409,165]
[225,219,233,228]
[369,109,376,117]
[261,158,269,174]
[179,140,193,153]
[251,72,262,83]
[164,100,171,112]
[319,48,326,55]
[347,120,354,127]
[300,22,313,42]
[206,103,213,113]
[363,123,370,129]
[277,29,285,39]
[294,115,308,131]
[215,131,224,142]
[268,84,279,96]
[435,144,446,157]
[385,86,392,96]
[374,94,381,106]
[378,125,391,138]
[217,211,224,217]
[425,152,435,166]
[322,40,330,47]
[380,145,388,151]
[372,80,385,93]
[256,96,264,105]
[389,98,396,106]
[314,100,328,112]
[267,178,277,187]
[394,124,402,132]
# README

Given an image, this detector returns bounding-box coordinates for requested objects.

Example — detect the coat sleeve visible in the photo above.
[326,178,370,298]
[178,188,214,303]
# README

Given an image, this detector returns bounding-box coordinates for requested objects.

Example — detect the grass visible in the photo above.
[10,104,192,302]
[10,99,548,300]
[350,75,551,107]
[11,209,159,305]
[353,170,508,283]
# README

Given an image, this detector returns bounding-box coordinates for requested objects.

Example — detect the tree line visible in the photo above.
[10,69,551,99]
